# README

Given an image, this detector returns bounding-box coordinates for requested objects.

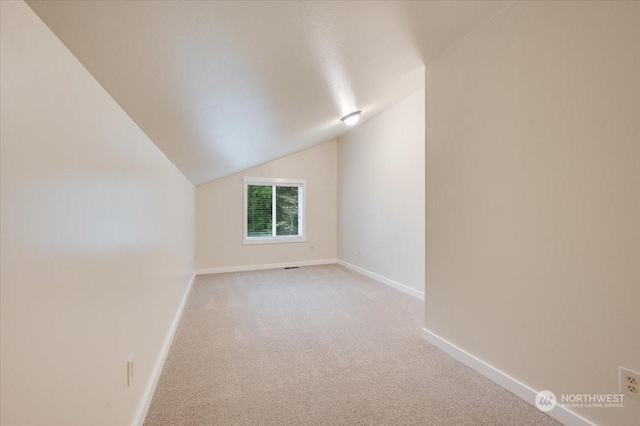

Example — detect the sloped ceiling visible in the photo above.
[27,1,509,185]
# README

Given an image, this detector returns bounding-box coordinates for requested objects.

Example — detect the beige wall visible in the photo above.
[338,88,425,294]
[425,2,640,425]
[195,141,337,270]
[0,2,195,425]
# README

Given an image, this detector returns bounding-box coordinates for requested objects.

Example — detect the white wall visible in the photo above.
[0,2,195,425]
[337,88,425,295]
[425,2,640,425]
[196,141,337,271]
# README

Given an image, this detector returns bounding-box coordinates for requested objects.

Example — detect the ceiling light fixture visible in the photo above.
[341,111,361,126]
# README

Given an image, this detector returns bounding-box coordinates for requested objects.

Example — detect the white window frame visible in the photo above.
[243,177,306,245]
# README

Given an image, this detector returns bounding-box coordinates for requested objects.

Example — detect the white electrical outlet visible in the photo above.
[619,366,640,401]
[127,354,135,387]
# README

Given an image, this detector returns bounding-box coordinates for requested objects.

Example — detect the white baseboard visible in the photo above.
[133,273,196,426]
[421,328,597,426]
[196,258,337,275]
[337,260,425,300]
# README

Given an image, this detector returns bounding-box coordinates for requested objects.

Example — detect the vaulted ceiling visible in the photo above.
[27,1,509,185]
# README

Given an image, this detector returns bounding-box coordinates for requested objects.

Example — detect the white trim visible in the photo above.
[421,328,597,426]
[243,176,306,185]
[271,182,277,236]
[196,258,337,275]
[243,235,307,245]
[133,273,195,426]
[337,260,425,300]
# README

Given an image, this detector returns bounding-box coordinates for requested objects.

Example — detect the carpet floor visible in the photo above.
[144,264,560,425]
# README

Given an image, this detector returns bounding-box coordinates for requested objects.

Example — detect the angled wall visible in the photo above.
[1,2,195,425]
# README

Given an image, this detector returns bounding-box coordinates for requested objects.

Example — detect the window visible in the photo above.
[243,177,306,244]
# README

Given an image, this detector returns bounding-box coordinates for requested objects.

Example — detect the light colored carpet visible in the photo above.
[145,265,559,425]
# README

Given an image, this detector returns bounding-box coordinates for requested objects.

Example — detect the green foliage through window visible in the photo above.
[276,186,299,236]
[247,184,300,238]
[247,185,273,237]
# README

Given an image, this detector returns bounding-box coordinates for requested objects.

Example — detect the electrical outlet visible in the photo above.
[619,366,640,401]
[127,354,135,387]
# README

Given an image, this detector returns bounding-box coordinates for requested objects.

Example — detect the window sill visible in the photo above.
[243,236,307,245]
